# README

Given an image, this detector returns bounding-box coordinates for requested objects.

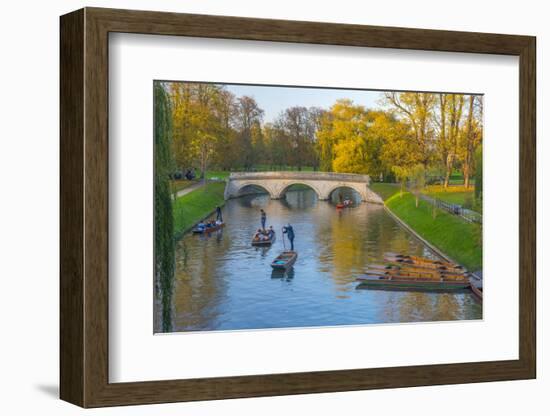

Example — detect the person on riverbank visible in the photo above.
[283,224,295,251]
[216,206,223,222]
[260,209,267,230]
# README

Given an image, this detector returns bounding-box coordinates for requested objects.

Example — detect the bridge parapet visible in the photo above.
[228,171,370,184]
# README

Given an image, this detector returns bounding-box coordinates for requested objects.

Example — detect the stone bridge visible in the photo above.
[224,171,383,204]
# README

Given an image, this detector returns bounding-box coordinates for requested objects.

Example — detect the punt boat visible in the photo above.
[192,222,225,234]
[384,252,464,270]
[470,281,483,300]
[366,265,468,280]
[251,232,276,246]
[356,274,471,291]
[271,251,298,270]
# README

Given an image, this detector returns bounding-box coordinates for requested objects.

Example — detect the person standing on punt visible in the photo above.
[216,205,223,222]
[260,209,267,230]
[283,224,295,251]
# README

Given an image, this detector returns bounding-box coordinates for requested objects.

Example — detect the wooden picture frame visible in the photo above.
[60,7,536,408]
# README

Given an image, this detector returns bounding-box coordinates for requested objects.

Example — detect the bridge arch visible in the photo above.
[236,182,274,198]
[275,182,322,200]
[325,183,368,202]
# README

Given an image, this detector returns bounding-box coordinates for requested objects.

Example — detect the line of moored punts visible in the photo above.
[357,252,481,297]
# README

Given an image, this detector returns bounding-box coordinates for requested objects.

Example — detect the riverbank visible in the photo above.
[172,181,226,239]
[370,183,482,271]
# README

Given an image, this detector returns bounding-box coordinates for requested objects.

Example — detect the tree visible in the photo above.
[169,82,194,170]
[211,88,239,171]
[307,107,325,170]
[316,110,335,171]
[459,95,483,188]
[410,164,426,207]
[270,106,320,170]
[474,144,483,202]
[235,96,264,169]
[154,82,175,332]
[392,166,410,197]
[169,82,229,179]
[382,92,436,167]
[380,116,421,187]
[443,94,465,188]
[433,94,466,188]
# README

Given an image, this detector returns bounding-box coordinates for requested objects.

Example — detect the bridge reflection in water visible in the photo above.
[170,188,481,333]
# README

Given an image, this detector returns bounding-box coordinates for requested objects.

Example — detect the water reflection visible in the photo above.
[168,189,481,332]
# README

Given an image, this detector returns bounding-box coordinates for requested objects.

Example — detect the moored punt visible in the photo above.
[356,274,471,292]
[470,282,483,300]
[251,232,276,246]
[369,263,467,275]
[366,264,468,281]
[384,252,464,270]
[271,251,298,270]
[192,222,225,234]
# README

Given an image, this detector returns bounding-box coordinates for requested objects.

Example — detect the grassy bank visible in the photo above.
[172,181,226,238]
[371,184,482,271]
[370,183,401,201]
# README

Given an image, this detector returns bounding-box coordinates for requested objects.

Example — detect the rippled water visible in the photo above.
[169,189,481,332]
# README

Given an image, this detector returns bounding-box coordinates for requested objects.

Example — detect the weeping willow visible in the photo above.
[154,82,175,332]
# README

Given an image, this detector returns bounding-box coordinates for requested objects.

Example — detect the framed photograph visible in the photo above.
[60,7,536,408]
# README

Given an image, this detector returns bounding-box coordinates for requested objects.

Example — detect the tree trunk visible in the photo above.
[201,147,207,184]
[463,95,475,189]
[444,156,453,189]
[463,162,471,188]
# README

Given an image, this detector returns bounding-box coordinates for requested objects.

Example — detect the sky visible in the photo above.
[224,83,383,123]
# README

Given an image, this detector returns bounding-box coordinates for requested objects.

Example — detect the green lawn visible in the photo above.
[204,171,230,181]
[425,185,480,213]
[172,182,226,238]
[385,192,482,270]
[201,166,315,181]
[449,171,475,185]
[369,182,401,201]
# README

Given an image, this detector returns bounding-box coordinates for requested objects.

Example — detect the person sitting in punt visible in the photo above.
[215,219,222,226]
[267,226,275,239]
[197,221,206,231]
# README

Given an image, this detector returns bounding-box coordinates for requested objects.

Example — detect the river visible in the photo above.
[169,188,481,332]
